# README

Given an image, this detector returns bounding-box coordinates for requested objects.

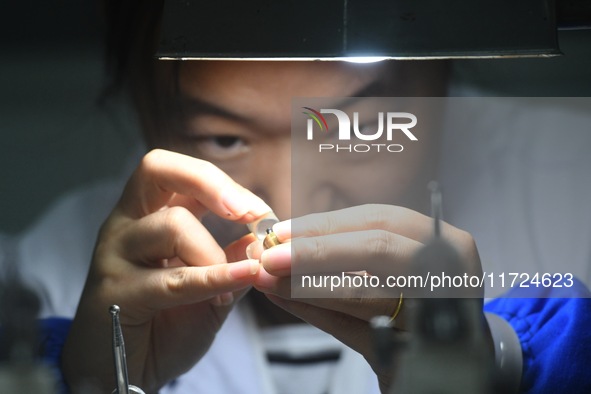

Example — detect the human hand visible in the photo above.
[251,204,486,392]
[61,149,271,393]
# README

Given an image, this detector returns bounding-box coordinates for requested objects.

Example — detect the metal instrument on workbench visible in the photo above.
[371,183,494,394]
[110,305,146,394]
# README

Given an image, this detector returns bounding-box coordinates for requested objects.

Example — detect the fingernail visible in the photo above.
[210,295,222,306]
[210,292,234,306]
[228,259,260,279]
[221,186,271,218]
[261,243,291,275]
[246,240,264,260]
[219,292,234,305]
[272,220,291,240]
[246,192,273,217]
[253,267,277,290]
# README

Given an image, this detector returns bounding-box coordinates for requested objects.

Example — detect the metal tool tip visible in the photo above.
[427,180,440,193]
[109,305,120,315]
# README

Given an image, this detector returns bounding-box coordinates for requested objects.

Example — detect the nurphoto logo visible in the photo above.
[302,107,418,153]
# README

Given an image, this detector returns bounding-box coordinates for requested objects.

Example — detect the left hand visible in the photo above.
[251,204,484,392]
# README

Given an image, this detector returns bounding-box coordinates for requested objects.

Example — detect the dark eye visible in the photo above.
[195,135,249,160]
[214,136,241,148]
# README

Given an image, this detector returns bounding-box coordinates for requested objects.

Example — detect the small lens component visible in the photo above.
[263,228,281,249]
[247,212,279,240]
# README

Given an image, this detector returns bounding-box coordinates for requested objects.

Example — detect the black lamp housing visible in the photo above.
[157,0,563,60]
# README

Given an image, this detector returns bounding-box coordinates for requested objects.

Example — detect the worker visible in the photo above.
[5,1,591,393]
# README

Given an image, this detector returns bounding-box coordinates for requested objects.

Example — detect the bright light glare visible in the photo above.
[159,56,391,62]
[342,56,389,63]
[159,54,556,61]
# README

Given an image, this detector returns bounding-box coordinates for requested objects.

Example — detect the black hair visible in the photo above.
[101,0,183,148]
[102,0,164,96]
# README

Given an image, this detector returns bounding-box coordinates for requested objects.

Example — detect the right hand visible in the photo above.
[61,149,270,393]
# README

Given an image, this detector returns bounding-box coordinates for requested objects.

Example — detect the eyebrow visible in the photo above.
[175,94,250,123]
[351,80,391,98]
[175,78,388,121]
[325,80,391,109]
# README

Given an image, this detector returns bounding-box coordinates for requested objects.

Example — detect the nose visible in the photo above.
[251,139,350,221]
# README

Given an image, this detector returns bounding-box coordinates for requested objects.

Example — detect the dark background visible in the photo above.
[0,1,140,234]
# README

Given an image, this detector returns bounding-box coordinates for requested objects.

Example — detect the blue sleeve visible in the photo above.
[484,279,591,393]
[39,317,73,393]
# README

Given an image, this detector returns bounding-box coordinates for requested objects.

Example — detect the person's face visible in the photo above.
[160,60,445,243]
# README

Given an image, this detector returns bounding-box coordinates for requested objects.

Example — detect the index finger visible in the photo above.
[119,149,271,221]
[274,204,459,243]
